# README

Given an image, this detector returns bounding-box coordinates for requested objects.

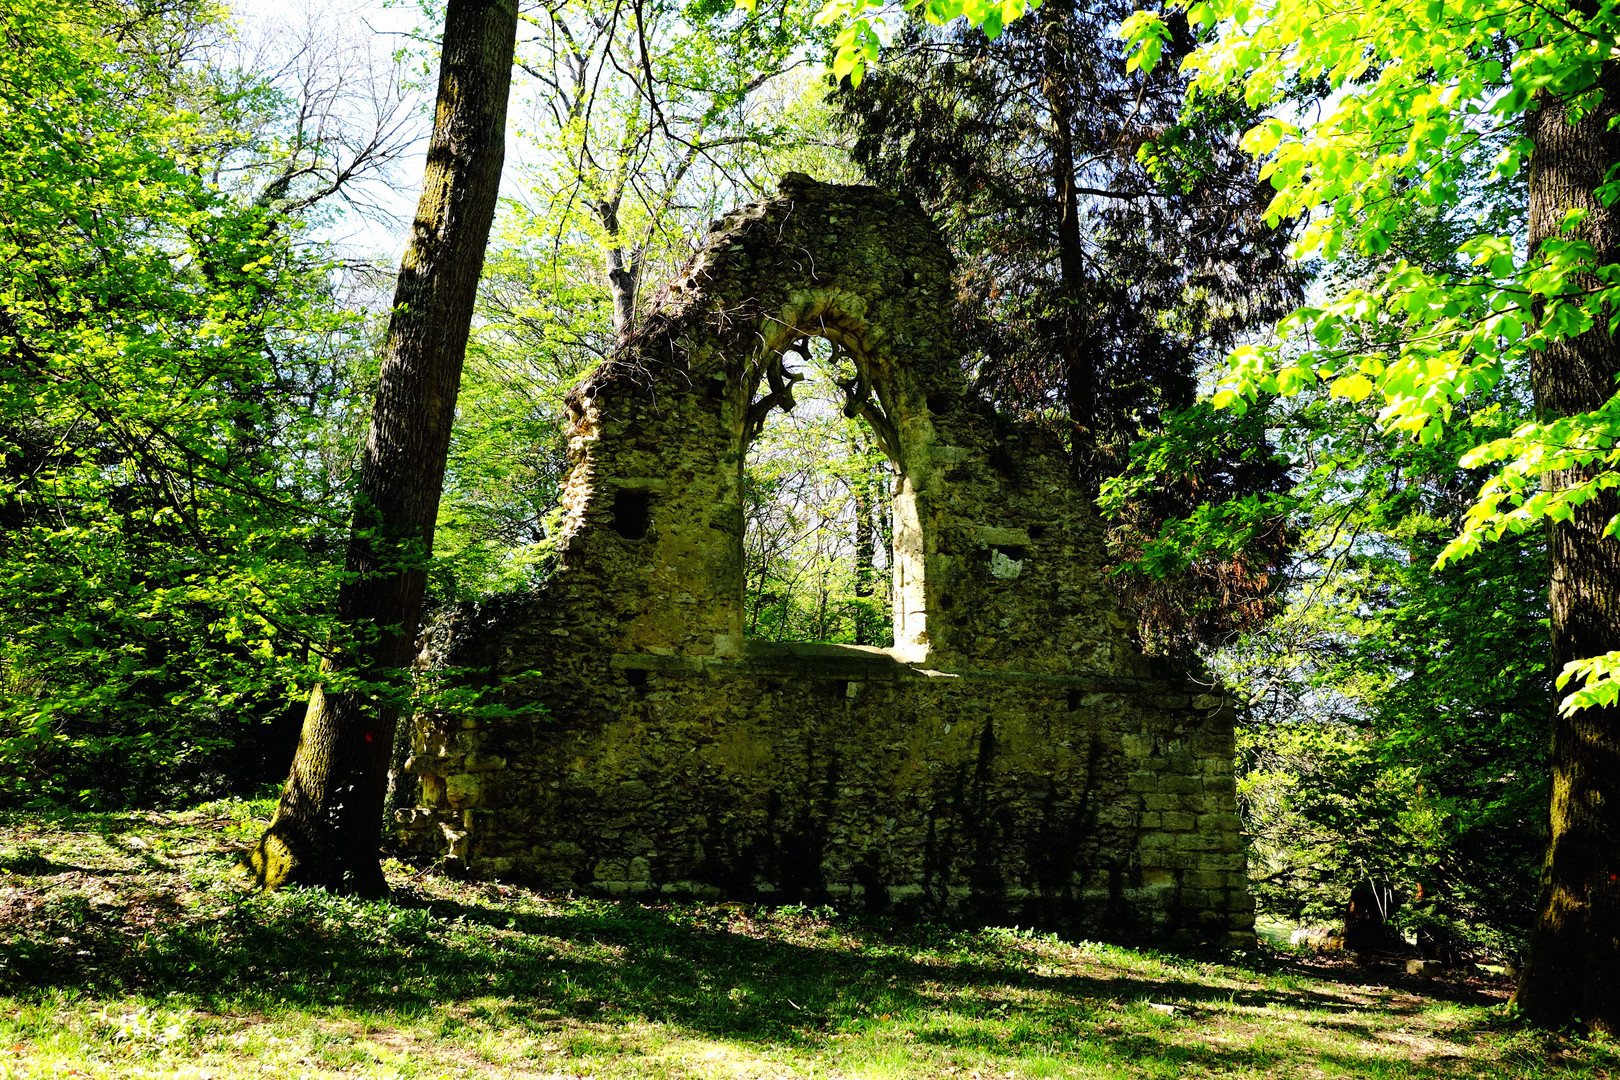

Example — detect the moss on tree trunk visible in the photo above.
[1510,56,1620,1035]
[251,0,520,895]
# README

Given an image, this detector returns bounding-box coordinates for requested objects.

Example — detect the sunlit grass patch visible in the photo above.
[2,797,1617,1079]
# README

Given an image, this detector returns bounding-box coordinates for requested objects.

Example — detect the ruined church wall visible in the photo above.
[401,633,1252,946]
[395,176,1255,948]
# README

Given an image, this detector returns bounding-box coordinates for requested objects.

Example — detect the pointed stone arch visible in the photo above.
[736,287,946,659]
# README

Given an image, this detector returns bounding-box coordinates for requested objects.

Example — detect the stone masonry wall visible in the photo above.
[395,176,1255,947]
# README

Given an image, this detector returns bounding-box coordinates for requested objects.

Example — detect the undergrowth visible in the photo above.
[0,798,1613,1079]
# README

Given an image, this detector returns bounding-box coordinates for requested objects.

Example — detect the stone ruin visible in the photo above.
[396,174,1255,947]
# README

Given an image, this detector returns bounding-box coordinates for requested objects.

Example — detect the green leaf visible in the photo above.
[1330,373,1375,401]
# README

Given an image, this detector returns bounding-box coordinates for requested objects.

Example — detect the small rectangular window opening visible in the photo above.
[613,489,652,539]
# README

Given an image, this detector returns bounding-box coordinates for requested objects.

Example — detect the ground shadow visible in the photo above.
[0,872,1535,1080]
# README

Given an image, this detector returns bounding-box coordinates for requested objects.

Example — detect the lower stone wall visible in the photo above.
[396,641,1255,948]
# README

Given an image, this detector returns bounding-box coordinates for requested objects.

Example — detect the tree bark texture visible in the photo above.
[251,0,519,895]
[853,450,876,647]
[1511,62,1620,1034]
[599,198,641,337]
[1038,0,1096,490]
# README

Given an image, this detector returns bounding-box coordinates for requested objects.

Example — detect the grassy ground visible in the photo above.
[0,799,1613,1080]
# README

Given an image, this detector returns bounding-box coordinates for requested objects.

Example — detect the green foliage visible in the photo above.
[0,0,369,806]
[429,347,570,605]
[839,9,1304,441]
[436,0,851,606]
[801,0,1038,86]
[1209,380,1549,954]
[744,349,894,644]
[1238,723,1442,928]
[1092,5,1555,947]
[1120,0,1620,708]
[1099,403,1297,653]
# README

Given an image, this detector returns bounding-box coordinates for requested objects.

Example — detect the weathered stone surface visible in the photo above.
[394,176,1253,946]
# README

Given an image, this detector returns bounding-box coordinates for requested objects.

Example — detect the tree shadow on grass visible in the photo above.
[0,881,1539,1080]
[0,851,105,876]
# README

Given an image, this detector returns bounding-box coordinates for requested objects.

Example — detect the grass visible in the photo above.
[0,798,1614,1079]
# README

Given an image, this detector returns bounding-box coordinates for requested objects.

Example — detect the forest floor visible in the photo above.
[0,799,1613,1080]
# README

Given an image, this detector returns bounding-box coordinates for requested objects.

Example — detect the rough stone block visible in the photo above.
[393,808,437,827]
[1126,771,1162,793]
[1198,813,1243,834]
[440,822,470,857]
[1158,851,1197,871]
[1170,833,1220,853]
[1098,804,1138,828]
[1121,734,1153,758]
[444,773,482,809]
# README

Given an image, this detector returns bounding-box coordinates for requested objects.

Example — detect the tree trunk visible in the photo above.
[251,0,519,896]
[599,198,640,336]
[853,440,876,646]
[1038,0,1095,489]
[1510,62,1620,1035]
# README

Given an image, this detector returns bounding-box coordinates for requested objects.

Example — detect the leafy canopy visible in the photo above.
[1115,0,1620,713]
[738,0,1039,85]
[0,0,365,805]
[1215,380,1550,951]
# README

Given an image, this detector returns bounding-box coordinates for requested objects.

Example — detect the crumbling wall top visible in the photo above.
[528,175,1143,675]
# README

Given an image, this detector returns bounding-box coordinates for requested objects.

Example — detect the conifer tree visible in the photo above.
[835,2,1303,649]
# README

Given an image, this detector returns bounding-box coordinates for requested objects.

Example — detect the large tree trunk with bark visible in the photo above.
[251,0,519,896]
[1510,63,1620,1035]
